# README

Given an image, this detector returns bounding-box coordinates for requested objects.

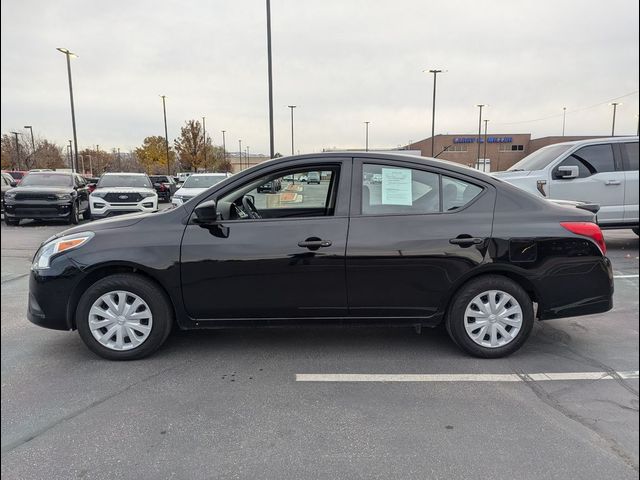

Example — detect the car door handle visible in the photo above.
[449,237,484,246]
[298,238,332,250]
[605,180,621,185]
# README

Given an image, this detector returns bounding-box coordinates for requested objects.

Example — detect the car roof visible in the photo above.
[189,173,228,176]
[537,136,639,149]
[102,172,147,176]
[25,171,72,175]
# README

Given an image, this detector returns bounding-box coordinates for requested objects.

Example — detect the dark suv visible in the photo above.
[149,175,177,202]
[3,171,90,225]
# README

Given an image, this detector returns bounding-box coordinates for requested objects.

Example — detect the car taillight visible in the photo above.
[561,222,606,255]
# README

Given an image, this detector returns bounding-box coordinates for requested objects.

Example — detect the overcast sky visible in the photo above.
[1,0,638,155]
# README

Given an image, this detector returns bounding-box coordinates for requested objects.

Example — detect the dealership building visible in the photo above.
[406,134,603,172]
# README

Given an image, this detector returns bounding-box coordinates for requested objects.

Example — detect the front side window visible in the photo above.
[555,144,615,178]
[218,167,338,220]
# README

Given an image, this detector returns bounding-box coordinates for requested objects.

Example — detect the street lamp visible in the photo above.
[562,107,567,136]
[202,116,207,172]
[425,69,445,157]
[221,130,227,164]
[238,139,242,171]
[23,125,36,166]
[67,140,73,170]
[483,119,489,170]
[288,105,296,155]
[476,104,487,170]
[246,146,250,168]
[10,132,21,170]
[160,95,170,175]
[610,102,622,136]
[56,48,79,173]
[364,121,370,152]
[266,0,275,158]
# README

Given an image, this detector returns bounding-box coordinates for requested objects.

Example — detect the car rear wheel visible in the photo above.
[76,274,173,360]
[68,202,80,224]
[446,275,534,358]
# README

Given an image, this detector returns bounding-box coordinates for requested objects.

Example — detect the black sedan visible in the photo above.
[4,171,90,226]
[27,153,613,360]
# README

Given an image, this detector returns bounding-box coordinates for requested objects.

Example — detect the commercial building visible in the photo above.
[406,134,603,171]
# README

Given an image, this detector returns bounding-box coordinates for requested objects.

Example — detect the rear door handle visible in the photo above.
[449,237,484,246]
[298,238,332,250]
[605,180,621,185]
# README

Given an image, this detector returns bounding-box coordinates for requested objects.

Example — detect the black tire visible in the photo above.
[81,206,91,220]
[4,217,19,226]
[446,275,534,358]
[68,202,80,225]
[76,273,173,360]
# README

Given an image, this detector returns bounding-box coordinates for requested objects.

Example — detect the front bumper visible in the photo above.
[4,200,73,219]
[171,197,193,207]
[90,199,157,218]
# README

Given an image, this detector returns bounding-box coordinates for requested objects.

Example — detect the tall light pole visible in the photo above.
[238,139,242,171]
[10,132,21,170]
[246,146,250,168]
[610,102,622,136]
[160,95,170,175]
[364,121,370,152]
[96,145,100,174]
[427,69,443,157]
[57,48,79,173]
[266,0,275,158]
[483,119,489,171]
[23,125,36,166]
[202,116,207,172]
[562,107,567,136]
[117,147,121,171]
[288,105,296,155]
[476,104,486,170]
[221,130,227,164]
[67,140,73,170]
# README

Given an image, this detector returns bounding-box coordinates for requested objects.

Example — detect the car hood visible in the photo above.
[93,187,155,193]
[492,170,536,180]
[7,186,73,194]
[45,212,157,243]
[175,187,208,197]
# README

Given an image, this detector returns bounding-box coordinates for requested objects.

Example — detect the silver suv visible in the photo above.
[494,136,639,233]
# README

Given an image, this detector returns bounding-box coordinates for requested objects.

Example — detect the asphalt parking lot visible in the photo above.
[1,215,638,479]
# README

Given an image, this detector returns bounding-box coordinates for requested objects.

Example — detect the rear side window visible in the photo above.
[361,164,482,215]
[621,142,639,171]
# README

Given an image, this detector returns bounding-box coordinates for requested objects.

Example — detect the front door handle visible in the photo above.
[605,180,621,185]
[449,237,483,246]
[298,237,332,250]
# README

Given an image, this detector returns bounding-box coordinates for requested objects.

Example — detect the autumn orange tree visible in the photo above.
[134,136,176,174]
[174,120,232,172]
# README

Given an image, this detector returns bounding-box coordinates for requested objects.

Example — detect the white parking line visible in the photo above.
[614,274,639,279]
[295,371,639,382]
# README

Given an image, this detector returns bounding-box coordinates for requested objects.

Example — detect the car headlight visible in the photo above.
[140,191,156,198]
[91,191,107,198]
[5,191,16,199]
[32,231,94,270]
[56,193,72,200]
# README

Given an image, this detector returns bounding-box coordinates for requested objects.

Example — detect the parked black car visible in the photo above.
[1,172,17,214]
[27,153,613,360]
[149,175,177,202]
[4,171,90,226]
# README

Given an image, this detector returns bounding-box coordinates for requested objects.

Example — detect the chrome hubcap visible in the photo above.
[463,290,523,348]
[88,291,153,351]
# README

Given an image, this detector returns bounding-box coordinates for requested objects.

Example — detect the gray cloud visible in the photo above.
[1,0,638,155]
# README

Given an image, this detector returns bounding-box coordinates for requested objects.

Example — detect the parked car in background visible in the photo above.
[493,136,639,234]
[3,170,28,185]
[90,173,158,219]
[149,175,177,202]
[177,172,192,184]
[1,172,17,214]
[27,153,612,360]
[83,177,100,193]
[307,171,321,184]
[257,177,282,193]
[172,173,231,206]
[3,171,90,225]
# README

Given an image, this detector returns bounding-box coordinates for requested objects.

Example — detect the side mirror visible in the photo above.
[10,181,17,187]
[193,199,218,224]
[555,165,579,179]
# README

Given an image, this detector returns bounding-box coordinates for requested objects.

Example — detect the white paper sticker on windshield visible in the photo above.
[381,168,412,205]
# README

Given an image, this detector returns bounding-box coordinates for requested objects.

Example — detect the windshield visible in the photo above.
[150,176,169,183]
[97,175,152,188]
[508,144,571,171]
[182,175,227,189]
[20,173,72,187]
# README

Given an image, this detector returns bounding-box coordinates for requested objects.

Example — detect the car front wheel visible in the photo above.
[446,275,534,358]
[76,274,173,360]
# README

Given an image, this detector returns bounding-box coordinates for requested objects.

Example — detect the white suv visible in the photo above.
[90,173,158,219]
[493,136,639,233]
[172,173,231,206]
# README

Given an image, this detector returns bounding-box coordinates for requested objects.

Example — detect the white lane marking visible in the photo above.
[614,274,639,279]
[295,371,639,382]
